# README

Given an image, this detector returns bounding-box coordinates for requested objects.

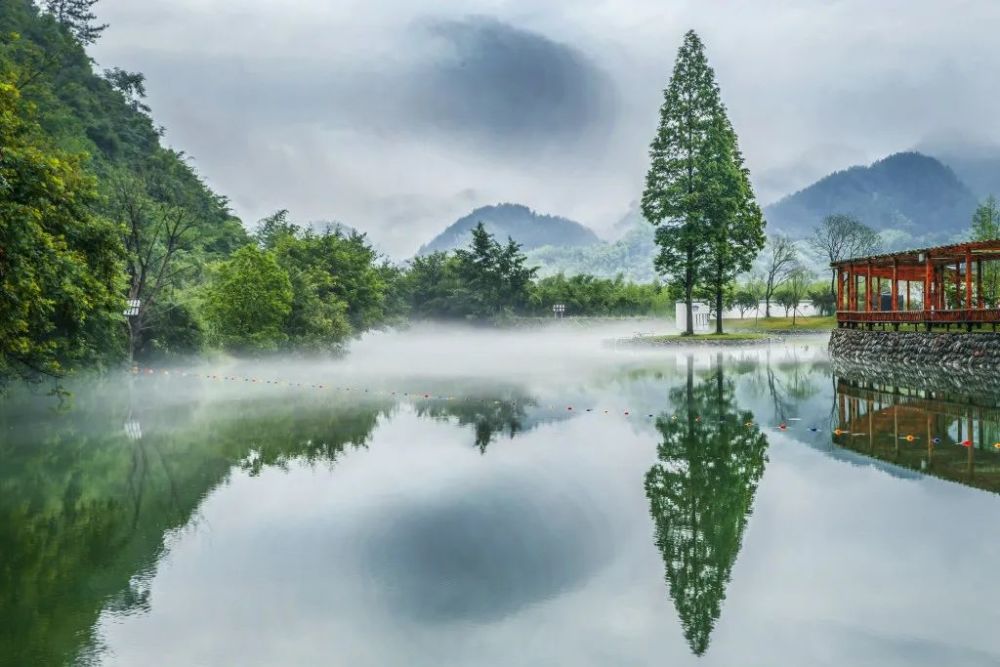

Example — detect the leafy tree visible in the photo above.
[774,267,814,323]
[102,67,149,113]
[761,235,798,317]
[808,214,882,298]
[641,30,730,335]
[529,273,670,317]
[971,196,1000,306]
[111,172,200,362]
[43,0,107,45]
[203,246,293,352]
[452,222,536,319]
[733,288,759,319]
[0,76,123,387]
[699,113,766,333]
[258,214,391,335]
[404,251,464,319]
[807,281,836,316]
[645,357,768,656]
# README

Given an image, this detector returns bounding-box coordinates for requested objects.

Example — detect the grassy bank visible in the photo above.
[626,332,774,347]
[724,315,836,332]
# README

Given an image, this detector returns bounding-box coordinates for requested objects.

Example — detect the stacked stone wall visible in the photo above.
[829,329,1000,373]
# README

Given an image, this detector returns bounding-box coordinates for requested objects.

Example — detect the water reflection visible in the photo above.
[6,343,1000,665]
[645,355,769,656]
[834,376,1000,494]
[0,386,392,667]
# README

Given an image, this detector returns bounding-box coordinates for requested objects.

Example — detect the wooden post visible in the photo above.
[954,261,961,309]
[924,254,932,313]
[965,249,973,314]
[837,266,844,310]
[906,280,911,311]
[849,265,856,311]
[891,260,899,311]
[866,262,872,312]
[977,259,984,308]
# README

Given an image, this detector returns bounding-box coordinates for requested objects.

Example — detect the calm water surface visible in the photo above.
[3,328,1000,666]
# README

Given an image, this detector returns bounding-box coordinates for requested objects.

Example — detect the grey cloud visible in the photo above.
[411,16,615,149]
[91,0,1000,256]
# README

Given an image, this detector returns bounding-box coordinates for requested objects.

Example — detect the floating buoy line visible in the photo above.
[128,367,995,449]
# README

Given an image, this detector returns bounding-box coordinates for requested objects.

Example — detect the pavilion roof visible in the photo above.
[830,238,1000,269]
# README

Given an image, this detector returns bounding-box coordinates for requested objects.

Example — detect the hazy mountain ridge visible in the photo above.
[415,148,997,279]
[764,152,978,243]
[418,203,600,254]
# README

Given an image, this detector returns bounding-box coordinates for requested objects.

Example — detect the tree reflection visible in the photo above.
[645,355,769,656]
[416,388,536,453]
[0,389,390,667]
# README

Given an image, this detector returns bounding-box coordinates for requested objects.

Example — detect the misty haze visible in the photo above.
[4,1,1000,666]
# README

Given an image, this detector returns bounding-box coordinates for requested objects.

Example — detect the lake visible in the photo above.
[3,325,999,667]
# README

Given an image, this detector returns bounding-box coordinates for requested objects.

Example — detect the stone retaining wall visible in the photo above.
[828,329,1000,373]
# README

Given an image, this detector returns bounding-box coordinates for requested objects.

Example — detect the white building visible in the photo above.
[675,301,711,332]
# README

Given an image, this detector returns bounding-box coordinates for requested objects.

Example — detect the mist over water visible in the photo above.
[3,327,1000,667]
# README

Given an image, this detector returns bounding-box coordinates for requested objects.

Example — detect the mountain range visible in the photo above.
[411,148,1000,279]
[763,152,981,245]
[418,203,599,254]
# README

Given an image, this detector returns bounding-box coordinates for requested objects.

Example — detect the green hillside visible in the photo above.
[419,203,600,254]
[764,152,977,244]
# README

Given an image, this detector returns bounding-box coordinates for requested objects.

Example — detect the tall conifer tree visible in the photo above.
[700,114,765,333]
[642,30,764,334]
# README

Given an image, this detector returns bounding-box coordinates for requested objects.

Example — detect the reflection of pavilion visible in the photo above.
[835,377,1000,494]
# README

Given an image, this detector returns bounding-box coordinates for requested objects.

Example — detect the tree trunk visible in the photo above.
[126,317,136,366]
[715,283,723,334]
[684,252,694,335]
[764,295,771,318]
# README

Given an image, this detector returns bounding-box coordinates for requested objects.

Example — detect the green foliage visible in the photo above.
[526,221,659,283]
[0,385,391,666]
[645,360,769,656]
[699,113,766,333]
[529,273,671,317]
[971,195,1000,306]
[256,212,392,348]
[765,152,978,242]
[405,223,537,320]
[0,76,124,386]
[0,0,249,370]
[203,246,293,352]
[453,223,537,318]
[404,251,466,319]
[641,30,762,334]
[42,0,106,45]
[773,267,814,323]
[807,281,836,316]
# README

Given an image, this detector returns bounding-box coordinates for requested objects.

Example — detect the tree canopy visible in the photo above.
[641,30,764,334]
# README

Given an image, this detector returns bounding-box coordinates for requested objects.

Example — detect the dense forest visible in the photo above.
[0,0,668,388]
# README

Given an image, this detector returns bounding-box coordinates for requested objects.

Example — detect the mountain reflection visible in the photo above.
[834,376,1000,495]
[645,355,769,657]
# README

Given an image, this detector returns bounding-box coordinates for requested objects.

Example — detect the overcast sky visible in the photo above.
[90,0,1000,257]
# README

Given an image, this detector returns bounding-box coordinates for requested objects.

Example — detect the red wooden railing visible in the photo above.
[837,309,1000,325]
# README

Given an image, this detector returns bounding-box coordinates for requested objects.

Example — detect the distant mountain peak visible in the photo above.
[418,202,600,255]
[764,151,977,244]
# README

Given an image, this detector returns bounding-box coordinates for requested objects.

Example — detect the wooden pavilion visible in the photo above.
[832,239,1000,330]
